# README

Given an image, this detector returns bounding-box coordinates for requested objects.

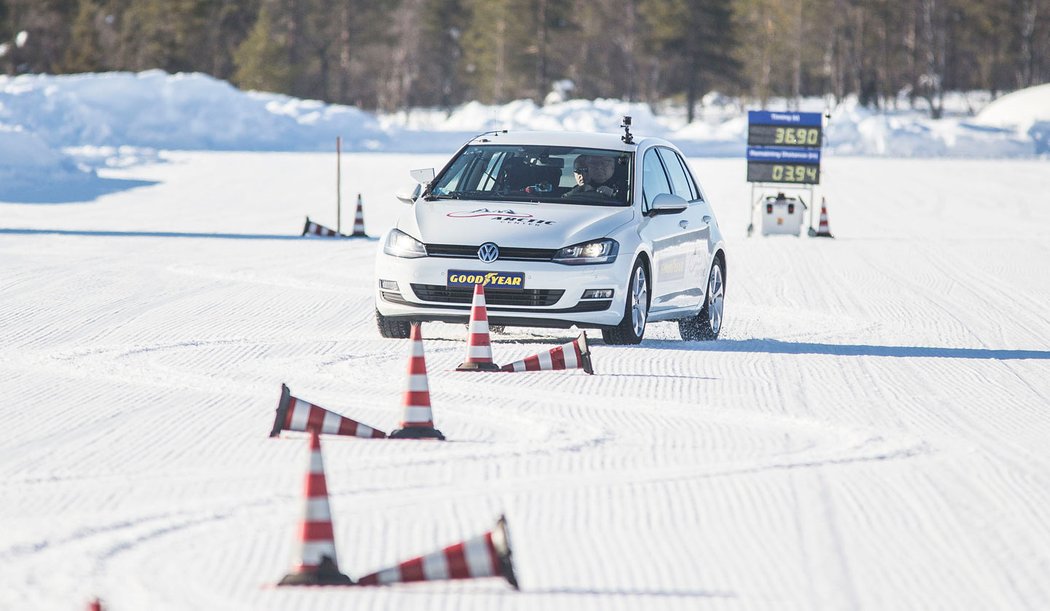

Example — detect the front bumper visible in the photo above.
[374,252,629,328]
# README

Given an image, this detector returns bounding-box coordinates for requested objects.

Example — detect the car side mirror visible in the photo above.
[649,193,688,216]
[396,168,434,204]
[395,183,422,205]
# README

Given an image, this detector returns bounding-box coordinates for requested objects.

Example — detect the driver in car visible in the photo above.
[565,154,625,198]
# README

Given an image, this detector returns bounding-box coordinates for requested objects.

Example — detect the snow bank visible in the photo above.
[974,83,1050,154]
[0,124,99,201]
[0,70,388,151]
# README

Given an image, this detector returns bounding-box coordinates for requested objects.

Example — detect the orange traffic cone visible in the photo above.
[356,515,518,589]
[389,324,445,440]
[456,284,500,371]
[809,197,834,238]
[302,216,346,238]
[351,194,367,237]
[278,429,353,586]
[270,384,386,439]
[500,332,594,375]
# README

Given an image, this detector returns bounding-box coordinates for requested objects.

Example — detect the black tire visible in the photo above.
[602,259,649,345]
[376,309,411,339]
[679,258,725,341]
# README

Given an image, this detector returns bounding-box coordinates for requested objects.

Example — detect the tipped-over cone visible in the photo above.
[356,515,518,589]
[271,384,386,439]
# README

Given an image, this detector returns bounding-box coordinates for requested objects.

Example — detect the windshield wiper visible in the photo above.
[426,190,500,202]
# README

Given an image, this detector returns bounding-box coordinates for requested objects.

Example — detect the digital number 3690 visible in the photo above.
[774,127,820,146]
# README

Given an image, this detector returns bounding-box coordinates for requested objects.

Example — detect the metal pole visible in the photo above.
[336,136,342,234]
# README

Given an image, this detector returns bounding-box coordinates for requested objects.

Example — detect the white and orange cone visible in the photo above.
[271,384,386,439]
[810,197,834,238]
[389,323,445,440]
[356,515,518,589]
[456,284,500,371]
[302,216,346,238]
[351,194,367,237]
[500,332,594,375]
[278,429,354,586]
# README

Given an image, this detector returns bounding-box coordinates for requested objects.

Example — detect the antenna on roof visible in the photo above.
[471,128,508,143]
[621,115,634,144]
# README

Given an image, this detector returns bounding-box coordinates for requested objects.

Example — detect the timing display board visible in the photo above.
[747,111,823,185]
[746,148,821,184]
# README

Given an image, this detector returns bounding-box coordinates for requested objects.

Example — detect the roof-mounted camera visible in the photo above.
[621,115,634,144]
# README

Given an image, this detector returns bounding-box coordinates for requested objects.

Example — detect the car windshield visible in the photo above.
[428,145,633,206]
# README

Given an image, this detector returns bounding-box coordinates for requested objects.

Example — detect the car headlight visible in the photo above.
[553,239,618,265]
[384,229,427,259]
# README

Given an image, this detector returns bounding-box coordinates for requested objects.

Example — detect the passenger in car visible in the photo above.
[564,154,627,200]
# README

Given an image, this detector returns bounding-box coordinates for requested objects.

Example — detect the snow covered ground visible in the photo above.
[2,149,1050,610]
[2,71,1050,609]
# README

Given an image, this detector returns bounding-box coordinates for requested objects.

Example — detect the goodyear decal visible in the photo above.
[448,270,525,290]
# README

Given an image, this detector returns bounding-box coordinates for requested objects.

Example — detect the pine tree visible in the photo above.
[59,0,102,72]
[417,0,467,108]
[643,0,739,121]
[232,3,291,93]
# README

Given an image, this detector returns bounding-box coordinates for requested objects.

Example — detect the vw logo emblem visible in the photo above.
[477,242,499,263]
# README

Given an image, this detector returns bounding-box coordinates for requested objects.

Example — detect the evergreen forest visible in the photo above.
[1,0,1047,119]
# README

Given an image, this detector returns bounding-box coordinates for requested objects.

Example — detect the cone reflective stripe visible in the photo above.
[271,384,386,439]
[812,198,834,238]
[390,324,445,440]
[351,194,367,237]
[356,516,518,589]
[456,284,500,371]
[278,429,353,586]
[500,332,594,375]
[302,216,346,238]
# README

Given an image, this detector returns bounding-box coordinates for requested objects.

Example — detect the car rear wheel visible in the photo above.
[602,260,648,345]
[679,259,724,341]
[376,309,411,339]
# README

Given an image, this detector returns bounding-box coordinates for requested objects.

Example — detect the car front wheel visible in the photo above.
[376,308,411,339]
[602,260,648,345]
[679,259,724,341]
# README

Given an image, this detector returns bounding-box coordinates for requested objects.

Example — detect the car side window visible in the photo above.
[642,148,672,211]
[676,151,703,201]
[657,147,699,202]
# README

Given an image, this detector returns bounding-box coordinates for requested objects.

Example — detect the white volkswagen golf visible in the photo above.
[374,124,726,344]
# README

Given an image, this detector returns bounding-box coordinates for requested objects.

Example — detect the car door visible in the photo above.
[638,147,696,312]
[656,147,709,310]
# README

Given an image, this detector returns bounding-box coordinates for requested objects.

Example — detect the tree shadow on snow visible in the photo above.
[518,586,736,598]
[637,338,1050,361]
[0,177,158,204]
[0,228,323,241]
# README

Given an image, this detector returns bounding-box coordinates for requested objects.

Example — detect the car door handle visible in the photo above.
[702,215,712,224]
[679,220,689,229]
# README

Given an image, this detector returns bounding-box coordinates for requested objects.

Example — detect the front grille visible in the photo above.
[411,284,564,307]
[425,243,557,262]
